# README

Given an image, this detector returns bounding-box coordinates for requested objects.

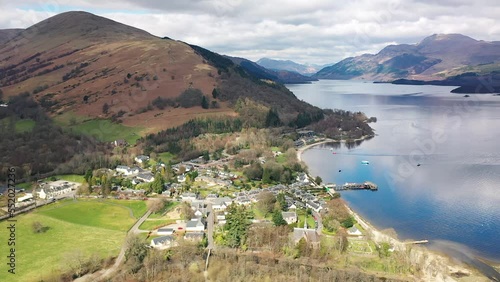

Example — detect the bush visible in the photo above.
[177,88,204,108]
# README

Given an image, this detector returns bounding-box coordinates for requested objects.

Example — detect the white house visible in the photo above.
[211,198,227,211]
[181,192,197,202]
[348,226,363,236]
[186,218,205,232]
[216,214,226,225]
[137,172,154,183]
[177,174,186,183]
[150,235,176,249]
[296,173,310,183]
[281,211,298,224]
[17,193,33,202]
[135,155,150,164]
[36,182,74,199]
[184,232,205,242]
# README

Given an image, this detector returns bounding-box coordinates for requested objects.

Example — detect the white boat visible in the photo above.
[361,160,370,165]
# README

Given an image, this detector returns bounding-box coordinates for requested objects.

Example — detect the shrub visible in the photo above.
[177,88,204,108]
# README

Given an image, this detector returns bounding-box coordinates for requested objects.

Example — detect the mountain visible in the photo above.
[0,11,322,133]
[0,28,23,44]
[226,56,318,84]
[315,34,500,81]
[257,57,325,76]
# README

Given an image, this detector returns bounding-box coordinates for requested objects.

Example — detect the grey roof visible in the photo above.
[158,228,174,233]
[293,228,319,243]
[281,212,297,218]
[184,232,205,240]
[152,235,175,245]
[186,218,204,228]
[348,226,360,233]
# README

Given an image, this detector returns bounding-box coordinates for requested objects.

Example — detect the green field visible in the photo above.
[0,199,146,282]
[55,112,144,145]
[0,118,36,133]
[139,218,177,231]
[157,152,175,163]
[106,199,148,219]
[43,174,85,183]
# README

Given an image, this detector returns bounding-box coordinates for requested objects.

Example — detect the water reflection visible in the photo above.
[290,80,500,264]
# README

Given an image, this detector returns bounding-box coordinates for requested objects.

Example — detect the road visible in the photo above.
[313,211,323,234]
[74,209,152,282]
[206,203,214,249]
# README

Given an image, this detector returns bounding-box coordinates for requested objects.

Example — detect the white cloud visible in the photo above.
[0,0,499,65]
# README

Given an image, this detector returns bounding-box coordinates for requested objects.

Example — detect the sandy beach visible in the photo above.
[297,141,490,282]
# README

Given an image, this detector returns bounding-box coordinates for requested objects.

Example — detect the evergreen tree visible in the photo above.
[225,203,252,248]
[265,108,282,127]
[201,96,209,109]
[151,173,164,194]
[211,88,218,99]
[272,210,287,226]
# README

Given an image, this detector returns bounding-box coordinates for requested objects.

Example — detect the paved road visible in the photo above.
[74,209,152,282]
[206,203,214,249]
[313,211,323,234]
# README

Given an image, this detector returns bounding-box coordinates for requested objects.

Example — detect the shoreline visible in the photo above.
[297,141,493,281]
[296,135,373,162]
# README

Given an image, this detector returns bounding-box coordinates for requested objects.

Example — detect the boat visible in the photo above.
[361,160,370,165]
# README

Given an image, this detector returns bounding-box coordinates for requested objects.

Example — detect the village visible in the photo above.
[5,130,372,255]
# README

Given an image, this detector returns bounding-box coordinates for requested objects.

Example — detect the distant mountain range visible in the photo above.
[226,56,318,84]
[314,34,500,83]
[256,57,327,76]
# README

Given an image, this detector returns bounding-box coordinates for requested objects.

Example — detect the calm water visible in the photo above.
[287,80,500,263]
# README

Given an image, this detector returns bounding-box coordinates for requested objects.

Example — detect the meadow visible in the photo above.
[0,199,147,282]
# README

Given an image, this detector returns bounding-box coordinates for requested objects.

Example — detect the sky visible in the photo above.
[0,0,499,65]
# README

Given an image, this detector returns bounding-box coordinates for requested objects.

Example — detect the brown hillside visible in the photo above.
[0,28,23,44]
[0,11,228,132]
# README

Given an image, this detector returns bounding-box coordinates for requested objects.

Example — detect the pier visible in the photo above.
[325,181,378,194]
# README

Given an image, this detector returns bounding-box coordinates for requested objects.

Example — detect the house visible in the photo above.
[116,165,130,175]
[348,226,363,236]
[17,193,33,202]
[135,155,150,164]
[137,172,154,183]
[184,232,205,242]
[36,182,74,199]
[177,174,186,183]
[150,235,176,249]
[181,192,197,202]
[216,214,226,225]
[296,173,310,183]
[205,193,218,200]
[113,139,127,147]
[186,218,205,232]
[211,198,227,211]
[236,196,251,206]
[116,165,140,176]
[157,228,175,235]
[281,211,298,224]
[297,130,315,138]
[306,201,322,213]
[191,201,209,217]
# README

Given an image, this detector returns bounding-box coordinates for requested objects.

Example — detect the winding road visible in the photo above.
[74,209,152,282]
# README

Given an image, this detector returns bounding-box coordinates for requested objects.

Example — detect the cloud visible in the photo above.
[1,0,499,65]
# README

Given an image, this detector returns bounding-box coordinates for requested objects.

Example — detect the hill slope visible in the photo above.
[257,57,324,76]
[226,56,318,84]
[0,28,23,44]
[0,11,325,134]
[315,34,500,81]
